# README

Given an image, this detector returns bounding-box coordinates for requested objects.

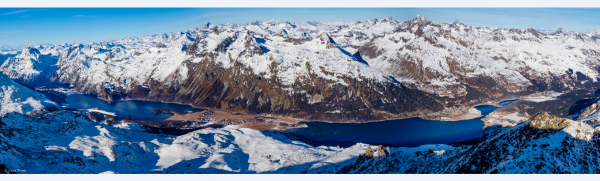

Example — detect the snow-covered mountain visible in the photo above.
[0,47,58,86]
[3,16,600,122]
[0,73,56,116]
[333,16,600,100]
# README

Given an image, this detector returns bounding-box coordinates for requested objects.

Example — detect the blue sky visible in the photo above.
[1,8,600,46]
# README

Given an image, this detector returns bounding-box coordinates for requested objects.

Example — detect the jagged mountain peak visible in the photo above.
[551,27,567,35]
[451,19,466,26]
[412,15,430,22]
[205,22,216,29]
[13,46,43,60]
[380,17,395,22]
[20,46,41,55]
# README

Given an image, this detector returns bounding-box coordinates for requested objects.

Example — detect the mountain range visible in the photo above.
[2,16,600,174]
[3,16,600,122]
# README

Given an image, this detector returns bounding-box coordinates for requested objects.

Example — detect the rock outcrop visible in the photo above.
[529,112,571,130]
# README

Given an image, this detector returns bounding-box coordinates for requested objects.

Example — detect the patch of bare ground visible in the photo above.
[427,107,482,121]
[482,111,530,129]
[165,109,307,131]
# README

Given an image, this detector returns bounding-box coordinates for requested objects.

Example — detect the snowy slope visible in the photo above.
[0,111,368,174]
[0,53,16,66]
[0,47,58,86]
[32,24,391,93]
[328,16,600,98]
[0,73,56,116]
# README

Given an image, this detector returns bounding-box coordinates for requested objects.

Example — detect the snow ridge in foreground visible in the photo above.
[0,111,367,174]
[0,73,56,116]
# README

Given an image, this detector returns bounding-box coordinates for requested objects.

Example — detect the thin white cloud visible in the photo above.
[0,31,24,34]
[1,9,30,15]
[71,15,97,18]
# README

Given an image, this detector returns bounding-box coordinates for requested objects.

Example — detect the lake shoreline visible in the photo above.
[122,96,524,126]
[53,87,547,125]
[282,106,497,147]
[60,92,546,148]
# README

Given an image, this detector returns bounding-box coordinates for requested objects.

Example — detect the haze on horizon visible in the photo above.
[1,8,600,46]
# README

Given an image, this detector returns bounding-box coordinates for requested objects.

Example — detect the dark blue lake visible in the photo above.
[65,94,203,121]
[284,105,499,147]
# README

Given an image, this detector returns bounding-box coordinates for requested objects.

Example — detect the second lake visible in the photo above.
[65,94,203,121]
[284,105,499,147]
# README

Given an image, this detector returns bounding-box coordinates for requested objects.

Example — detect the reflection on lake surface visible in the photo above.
[284,105,500,147]
[65,94,203,121]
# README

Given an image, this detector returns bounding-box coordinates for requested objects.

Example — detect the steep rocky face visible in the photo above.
[3,17,600,121]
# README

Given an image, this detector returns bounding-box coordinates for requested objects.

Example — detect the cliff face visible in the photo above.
[3,16,600,121]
